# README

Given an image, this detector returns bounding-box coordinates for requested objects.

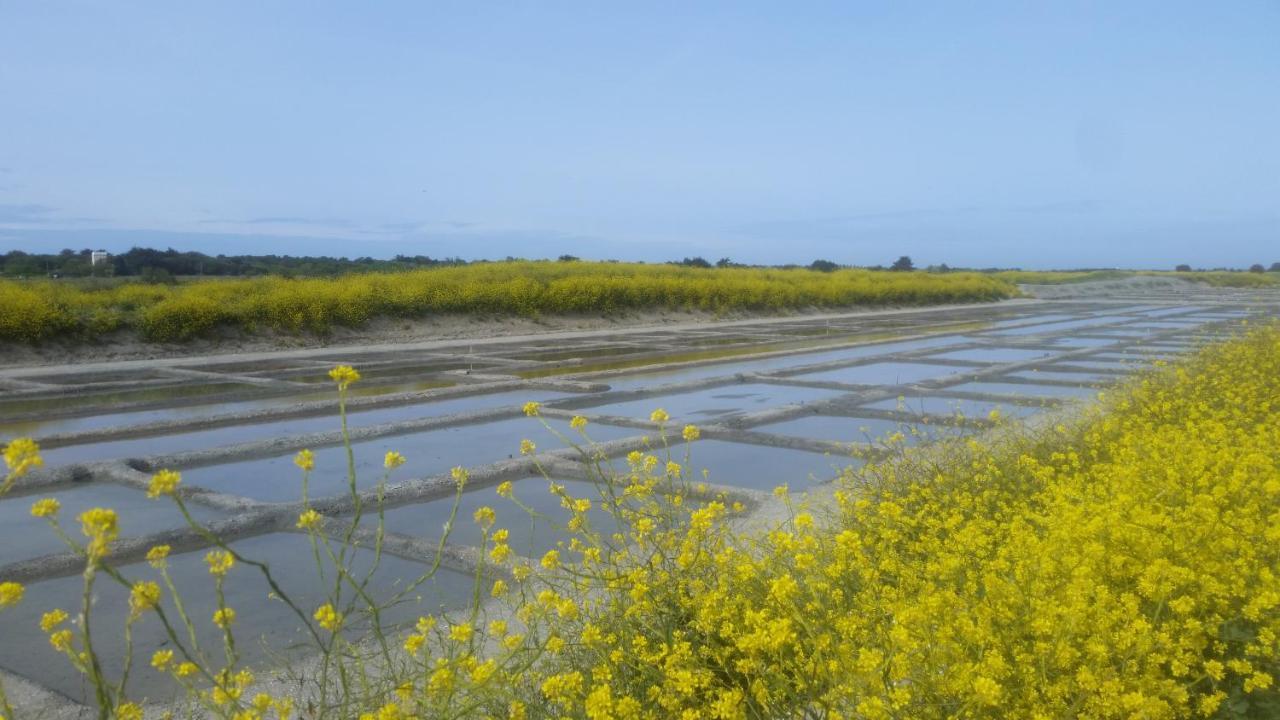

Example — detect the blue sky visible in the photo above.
[1,2,1276,268]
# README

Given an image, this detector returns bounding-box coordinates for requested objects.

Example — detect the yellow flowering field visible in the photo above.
[2,329,1278,719]
[0,261,1014,342]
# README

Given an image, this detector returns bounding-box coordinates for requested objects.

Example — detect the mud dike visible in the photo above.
[2,287,1277,712]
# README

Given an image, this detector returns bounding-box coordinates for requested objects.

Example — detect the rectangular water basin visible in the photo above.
[179,418,644,502]
[0,483,223,567]
[1051,337,1120,348]
[0,383,256,419]
[0,533,474,702]
[990,314,1078,328]
[380,476,621,558]
[598,336,970,391]
[789,362,972,386]
[36,390,573,467]
[926,347,1055,363]
[863,395,1045,419]
[945,381,1101,399]
[1138,306,1204,317]
[991,317,1128,336]
[680,439,855,492]
[1006,370,1116,383]
[580,383,845,422]
[754,414,966,447]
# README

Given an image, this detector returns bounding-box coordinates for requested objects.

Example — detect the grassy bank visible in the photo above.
[991,269,1136,284]
[2,324,1278,717]
[0,262,1015,343]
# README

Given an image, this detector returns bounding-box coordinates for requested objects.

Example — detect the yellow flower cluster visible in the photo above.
[416,325,1280,718]
[147,468,181,498]
[328,364,361,389]
[2,437,43,486]
[77,507,118,561]
[314,603,343,632]
[0,262,1016,343]
[29,327,1280,719]
[205,549,235,577]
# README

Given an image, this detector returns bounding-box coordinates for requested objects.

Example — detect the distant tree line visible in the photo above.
[5,247,1277,281]
[0,247,466,279]
[1176,263,1280,273]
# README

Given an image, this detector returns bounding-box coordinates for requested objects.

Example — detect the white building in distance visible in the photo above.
[91,250,110,266]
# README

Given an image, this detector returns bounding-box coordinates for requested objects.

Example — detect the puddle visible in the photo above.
[790,361,971,386]
[35,391,573,467]
[755,414,966,446]
[945,381,1100,399]
[926,347,1054,363]
[179,418,643,502]
[0,533,473,702]
[0,483,223,567]
[580,383,845,421]
[863,396,1045,419]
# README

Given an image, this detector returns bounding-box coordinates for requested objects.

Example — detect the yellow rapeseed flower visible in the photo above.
[451,466,469,488]
[328,365,361,389]
[293,449,315,471]
[490,543,512,564]
[296,509,323,530]
[519,438,536,455]
[147,468,181,498]
[0,581,24,609]
[48,629,73,651]
[146,544,171,568]
[522,401,540,417]
[205,550,235,577]
[77,507,118,560]
[449,621,473,643]
[3,437,43,480]
[473,505,496,529]
[313,603,343,632]
[151,649,174,671]
[384,451,406,469]
[649,408,669,424]
[128,581,162,618]
[212,607,236,628]
[40,608,68,632]
[570,415,588,430]
[30,497,60,518]
[403,633,425,654]
[541,549,560,570]
[682,424,700,441]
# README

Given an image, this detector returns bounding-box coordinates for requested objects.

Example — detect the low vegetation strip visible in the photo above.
[2,328,1277,718]
[0,262,1015,343]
